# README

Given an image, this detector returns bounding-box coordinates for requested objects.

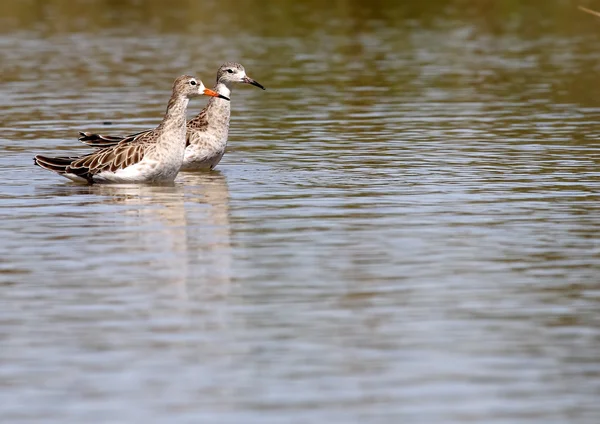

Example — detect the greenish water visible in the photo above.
[1,1,600,423]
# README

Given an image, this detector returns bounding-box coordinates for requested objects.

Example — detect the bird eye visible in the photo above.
[226,69,234,74]
[190,80,197,86]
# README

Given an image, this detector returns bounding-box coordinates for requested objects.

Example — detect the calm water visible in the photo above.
[1,1,600,422]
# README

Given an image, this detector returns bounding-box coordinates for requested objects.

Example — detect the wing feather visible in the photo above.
[62,143,147,180]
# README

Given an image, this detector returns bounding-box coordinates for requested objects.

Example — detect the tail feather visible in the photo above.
[33,155,74,174]
[34,154,92,183]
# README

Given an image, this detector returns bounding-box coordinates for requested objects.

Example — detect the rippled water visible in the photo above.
[1,1,600,422]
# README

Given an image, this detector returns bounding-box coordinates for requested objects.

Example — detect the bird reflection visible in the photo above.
[39,172,232,301]
[179,171,233,299]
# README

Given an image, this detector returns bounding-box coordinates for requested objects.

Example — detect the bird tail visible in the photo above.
[33,155,74,174]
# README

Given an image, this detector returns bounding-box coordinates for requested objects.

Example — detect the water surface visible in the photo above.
[1,1,600,422]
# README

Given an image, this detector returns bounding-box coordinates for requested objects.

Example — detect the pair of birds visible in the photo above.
[34,63,265,184]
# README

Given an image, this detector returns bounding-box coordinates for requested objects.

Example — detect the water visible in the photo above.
[1,1,600,422]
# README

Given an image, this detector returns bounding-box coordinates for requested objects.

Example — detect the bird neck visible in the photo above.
[202,82,231,124]
[214,81,232,100]
[159,94,189,132]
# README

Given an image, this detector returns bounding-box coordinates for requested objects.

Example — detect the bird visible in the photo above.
[78,62,266,171]
[34,76,229,184]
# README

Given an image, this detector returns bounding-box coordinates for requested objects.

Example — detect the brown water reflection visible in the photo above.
[1,0,600,423]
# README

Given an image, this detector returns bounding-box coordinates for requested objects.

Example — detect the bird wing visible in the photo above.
[184,109,209,147]
[66,137,151,180]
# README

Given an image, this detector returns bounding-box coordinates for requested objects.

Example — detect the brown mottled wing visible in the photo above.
[78,129,151,148]
[185,108,209,147]
[66,137,151,180]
